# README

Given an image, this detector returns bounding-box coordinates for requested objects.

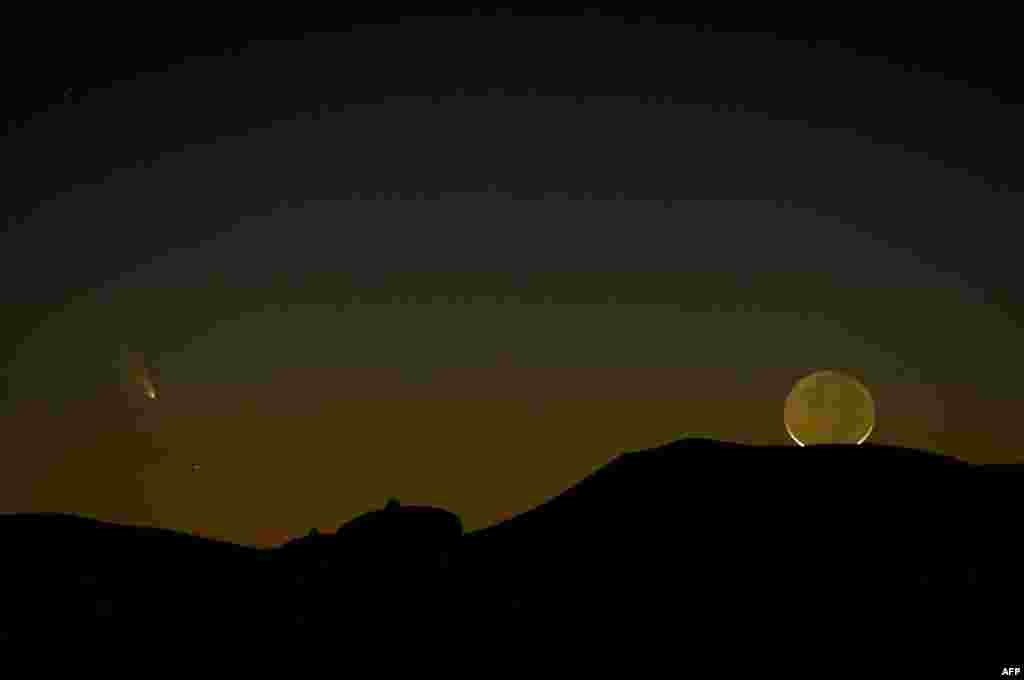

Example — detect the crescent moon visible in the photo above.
[784,370,875,446]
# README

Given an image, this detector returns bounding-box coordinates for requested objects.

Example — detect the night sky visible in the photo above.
[2,17,1022,547]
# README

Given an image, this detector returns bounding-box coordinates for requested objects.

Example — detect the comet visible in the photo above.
[142,375,157,400]
[120,349,158,401]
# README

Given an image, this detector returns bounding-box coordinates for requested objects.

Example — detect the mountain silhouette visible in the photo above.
[1,438,1020,670]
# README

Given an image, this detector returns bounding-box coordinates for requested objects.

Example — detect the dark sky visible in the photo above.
[2,16,1022,547]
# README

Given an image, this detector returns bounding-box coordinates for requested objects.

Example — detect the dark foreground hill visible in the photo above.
[1,438,1020,671]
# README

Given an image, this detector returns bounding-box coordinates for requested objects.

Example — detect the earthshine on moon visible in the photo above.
[784,370,875,446]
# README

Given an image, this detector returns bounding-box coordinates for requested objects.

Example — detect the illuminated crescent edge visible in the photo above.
[784,414,806,446]
[855,393,875,444]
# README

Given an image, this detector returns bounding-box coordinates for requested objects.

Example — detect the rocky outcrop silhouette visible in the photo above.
[334,498,462,552]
